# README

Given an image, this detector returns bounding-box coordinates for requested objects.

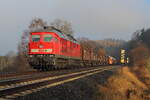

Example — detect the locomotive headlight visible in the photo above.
[29,55,33,57]
[39,45,44,48]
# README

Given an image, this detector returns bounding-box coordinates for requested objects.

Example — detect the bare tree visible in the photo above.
[18,18,47,56]
[50,19,74,35]
[140,28,150,48]
[18,30,29,56]
[29,18,47,32]
[16,18,47,71]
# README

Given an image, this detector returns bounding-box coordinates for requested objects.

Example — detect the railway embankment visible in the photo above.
[12,66,150,100]
[97,66,150,100]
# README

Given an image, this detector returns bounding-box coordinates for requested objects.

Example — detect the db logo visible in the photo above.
[39,49,44,52]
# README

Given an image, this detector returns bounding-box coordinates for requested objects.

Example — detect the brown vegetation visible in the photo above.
[128,28,150,71]
[131,66,150,88]
[97,67,150,100]
[130,44,150,67]
[0,56,14,71]
[96,39,126,61]
[0,55,31,73]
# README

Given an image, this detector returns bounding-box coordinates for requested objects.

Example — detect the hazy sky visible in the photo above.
[0,0,150,55]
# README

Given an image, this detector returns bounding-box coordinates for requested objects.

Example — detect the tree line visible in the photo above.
[126,28,150,71]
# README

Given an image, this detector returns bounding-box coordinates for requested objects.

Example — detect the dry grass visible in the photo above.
[131,66,150,88]
[96,67,150,100]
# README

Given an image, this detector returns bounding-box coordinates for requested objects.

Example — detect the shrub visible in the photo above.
[130,44,150,67]
[146,58,150,72]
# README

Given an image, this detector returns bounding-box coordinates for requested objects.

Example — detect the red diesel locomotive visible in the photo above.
[28,26,116,70]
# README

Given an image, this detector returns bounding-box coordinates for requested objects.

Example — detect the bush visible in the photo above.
[0,55,31,73]
[0,56,15,71]
[130,44,150,67]
[146,58,150,72]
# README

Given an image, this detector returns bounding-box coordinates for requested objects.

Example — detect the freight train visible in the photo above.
[28,26,117,71]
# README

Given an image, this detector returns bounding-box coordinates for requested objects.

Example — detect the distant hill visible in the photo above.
[95,39,125,47]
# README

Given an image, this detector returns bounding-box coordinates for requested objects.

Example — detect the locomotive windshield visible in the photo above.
[32,35,40,42]
[43,34,52,42]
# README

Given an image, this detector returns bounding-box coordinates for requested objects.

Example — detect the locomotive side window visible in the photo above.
[32,35,40,42]
[43,34,52,42]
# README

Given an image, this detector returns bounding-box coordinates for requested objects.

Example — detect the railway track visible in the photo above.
[0,71,38,79]
[0,66,118,100]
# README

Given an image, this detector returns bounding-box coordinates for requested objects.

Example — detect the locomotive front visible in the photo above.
[28,32,59,70]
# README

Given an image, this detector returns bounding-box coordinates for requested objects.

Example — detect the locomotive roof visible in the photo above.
[31,26,79,44]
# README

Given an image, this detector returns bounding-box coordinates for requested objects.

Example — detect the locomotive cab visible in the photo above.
[29,32,59,55]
